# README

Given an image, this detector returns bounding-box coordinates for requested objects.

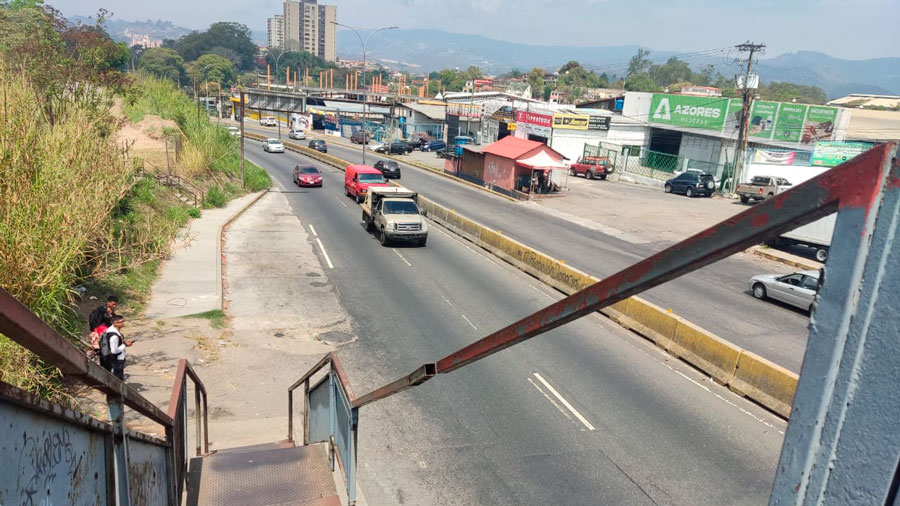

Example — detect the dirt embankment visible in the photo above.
[112,99,179,172]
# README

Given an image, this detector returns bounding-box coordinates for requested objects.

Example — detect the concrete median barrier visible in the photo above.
[249,140,799,419]
[671,319,742,386]
[729,351,798,419]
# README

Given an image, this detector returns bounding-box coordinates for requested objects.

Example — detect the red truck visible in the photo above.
[569,156,610,180]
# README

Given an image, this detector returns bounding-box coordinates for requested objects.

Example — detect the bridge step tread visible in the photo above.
[187,442,339,506]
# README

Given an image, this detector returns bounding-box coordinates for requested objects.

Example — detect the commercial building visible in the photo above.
[267,15,284,49]
[282,0,337,61]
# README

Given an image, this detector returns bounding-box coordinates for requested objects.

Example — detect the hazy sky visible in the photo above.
[52,0,899,60]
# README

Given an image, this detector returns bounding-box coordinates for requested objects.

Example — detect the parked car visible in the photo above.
[749,270,819,312]
[664,171,716,197]
[406,132,430,150]
[373,160,401,179]
[421,139,446,152]
[435,147,457,159]
[345,164,389,203]
[386,141,413,155]
[736,175,792,204]
[260,116,277,127]
[262,138,284,153]
[569,156,610,180]
[288,129,306,140]
[292,165,323,187]
[308,139,327,153]
[350,131,371,144]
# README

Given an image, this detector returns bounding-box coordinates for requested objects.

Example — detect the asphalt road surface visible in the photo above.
[245,144,786,506]
[245,125,811,373]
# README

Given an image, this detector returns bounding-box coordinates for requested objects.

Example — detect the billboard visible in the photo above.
[647,94,839,145]
[552,113,589,130]
[772,103,808,143]
[811,141,873,167]
[649,94,729,131]
[801,106,838,145]
[515,110,552,137]
[748,101,778,139]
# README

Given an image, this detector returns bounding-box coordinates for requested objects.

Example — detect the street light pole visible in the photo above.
[332,22,397,165]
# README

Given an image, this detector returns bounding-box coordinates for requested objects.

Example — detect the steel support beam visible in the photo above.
[770,148,900,505]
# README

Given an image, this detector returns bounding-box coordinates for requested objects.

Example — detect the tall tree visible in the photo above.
[192,53,235,87]
[139,47,185,83]
[627,48,652,77]
[624,73,659,92]
[648,57,692,87]
[170,22,256,71]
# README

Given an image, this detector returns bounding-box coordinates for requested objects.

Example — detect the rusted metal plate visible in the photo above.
[0,399,109,506]
[127,437,169,506]
[189,443,339,506]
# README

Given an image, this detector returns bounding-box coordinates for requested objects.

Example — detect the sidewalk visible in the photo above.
[144,191,261,319]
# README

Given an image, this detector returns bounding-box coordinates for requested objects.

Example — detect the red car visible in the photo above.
[569,156,610,180]
[293,164,323,187]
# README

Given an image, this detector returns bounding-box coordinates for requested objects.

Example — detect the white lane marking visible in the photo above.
[334,196,349,208]
[528,378,573,421]
[441,296,457,310]
[392,249,412,267]
[460,314,478,330]
[315,238,334,269]
[532,372,596,431]
[309,224,318,237]
[634,346,785,434]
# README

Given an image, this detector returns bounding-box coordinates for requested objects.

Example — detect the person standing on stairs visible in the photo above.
[105,315,134,380]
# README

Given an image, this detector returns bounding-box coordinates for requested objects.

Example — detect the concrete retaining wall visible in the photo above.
[253,132,799,419]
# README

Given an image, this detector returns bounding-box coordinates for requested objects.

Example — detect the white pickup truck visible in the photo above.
[736,175,792,204]
[362,187,428,247]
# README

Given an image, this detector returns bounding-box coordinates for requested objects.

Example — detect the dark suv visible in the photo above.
[387,141,413,155]
[664,171,716,197]
[308,139,327,153]
[373,160,401,179]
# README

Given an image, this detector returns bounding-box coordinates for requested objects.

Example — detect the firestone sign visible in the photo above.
[649,94,729,131]
[515,110,553,137]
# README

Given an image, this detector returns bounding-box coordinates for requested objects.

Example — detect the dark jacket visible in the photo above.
[89,305,113,331]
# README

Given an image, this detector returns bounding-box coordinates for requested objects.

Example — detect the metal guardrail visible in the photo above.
[0,288,210,505]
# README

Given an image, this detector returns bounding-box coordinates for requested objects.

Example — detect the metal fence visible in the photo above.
[584,142,734,191]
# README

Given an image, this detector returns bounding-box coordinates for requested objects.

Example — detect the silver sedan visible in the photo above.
[749,270,819,312]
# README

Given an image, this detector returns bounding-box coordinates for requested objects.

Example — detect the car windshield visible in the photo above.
[298,167,318,174]
[267,140,281,145]
[383,201,419,214]
[359,173,386,183]
[385,162,399,169]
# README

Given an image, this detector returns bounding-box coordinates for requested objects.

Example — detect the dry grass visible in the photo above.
[0,70,134,398]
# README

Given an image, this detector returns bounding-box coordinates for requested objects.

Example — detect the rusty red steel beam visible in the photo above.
[350,143,894,405]
[0,288,173,426]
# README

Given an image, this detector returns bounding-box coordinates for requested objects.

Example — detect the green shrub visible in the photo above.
[205,185,228,208]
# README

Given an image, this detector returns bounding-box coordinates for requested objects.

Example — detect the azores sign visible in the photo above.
[648,93,839,145]
[649,94,729,131]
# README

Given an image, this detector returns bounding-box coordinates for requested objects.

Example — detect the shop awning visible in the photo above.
[516,150,569,170]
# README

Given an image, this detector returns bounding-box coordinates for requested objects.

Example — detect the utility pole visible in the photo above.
[240,89,246,188]
[731,41,765,193]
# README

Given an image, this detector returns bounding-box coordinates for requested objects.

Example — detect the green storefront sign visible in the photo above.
[811,141,873,167]
[773,103,808,142]
[649,94,729,131]
[748,101,778,139]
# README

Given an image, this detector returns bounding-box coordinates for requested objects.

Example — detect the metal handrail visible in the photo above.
[0,288,172,425]
[288,352,356,444]
[167,359,210,455]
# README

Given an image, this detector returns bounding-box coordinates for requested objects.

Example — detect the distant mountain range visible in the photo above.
[339,29,900,98]
[67,15,899,99]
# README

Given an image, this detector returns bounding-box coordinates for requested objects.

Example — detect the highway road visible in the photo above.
[245,144,786,506]
[244,125,811,373]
